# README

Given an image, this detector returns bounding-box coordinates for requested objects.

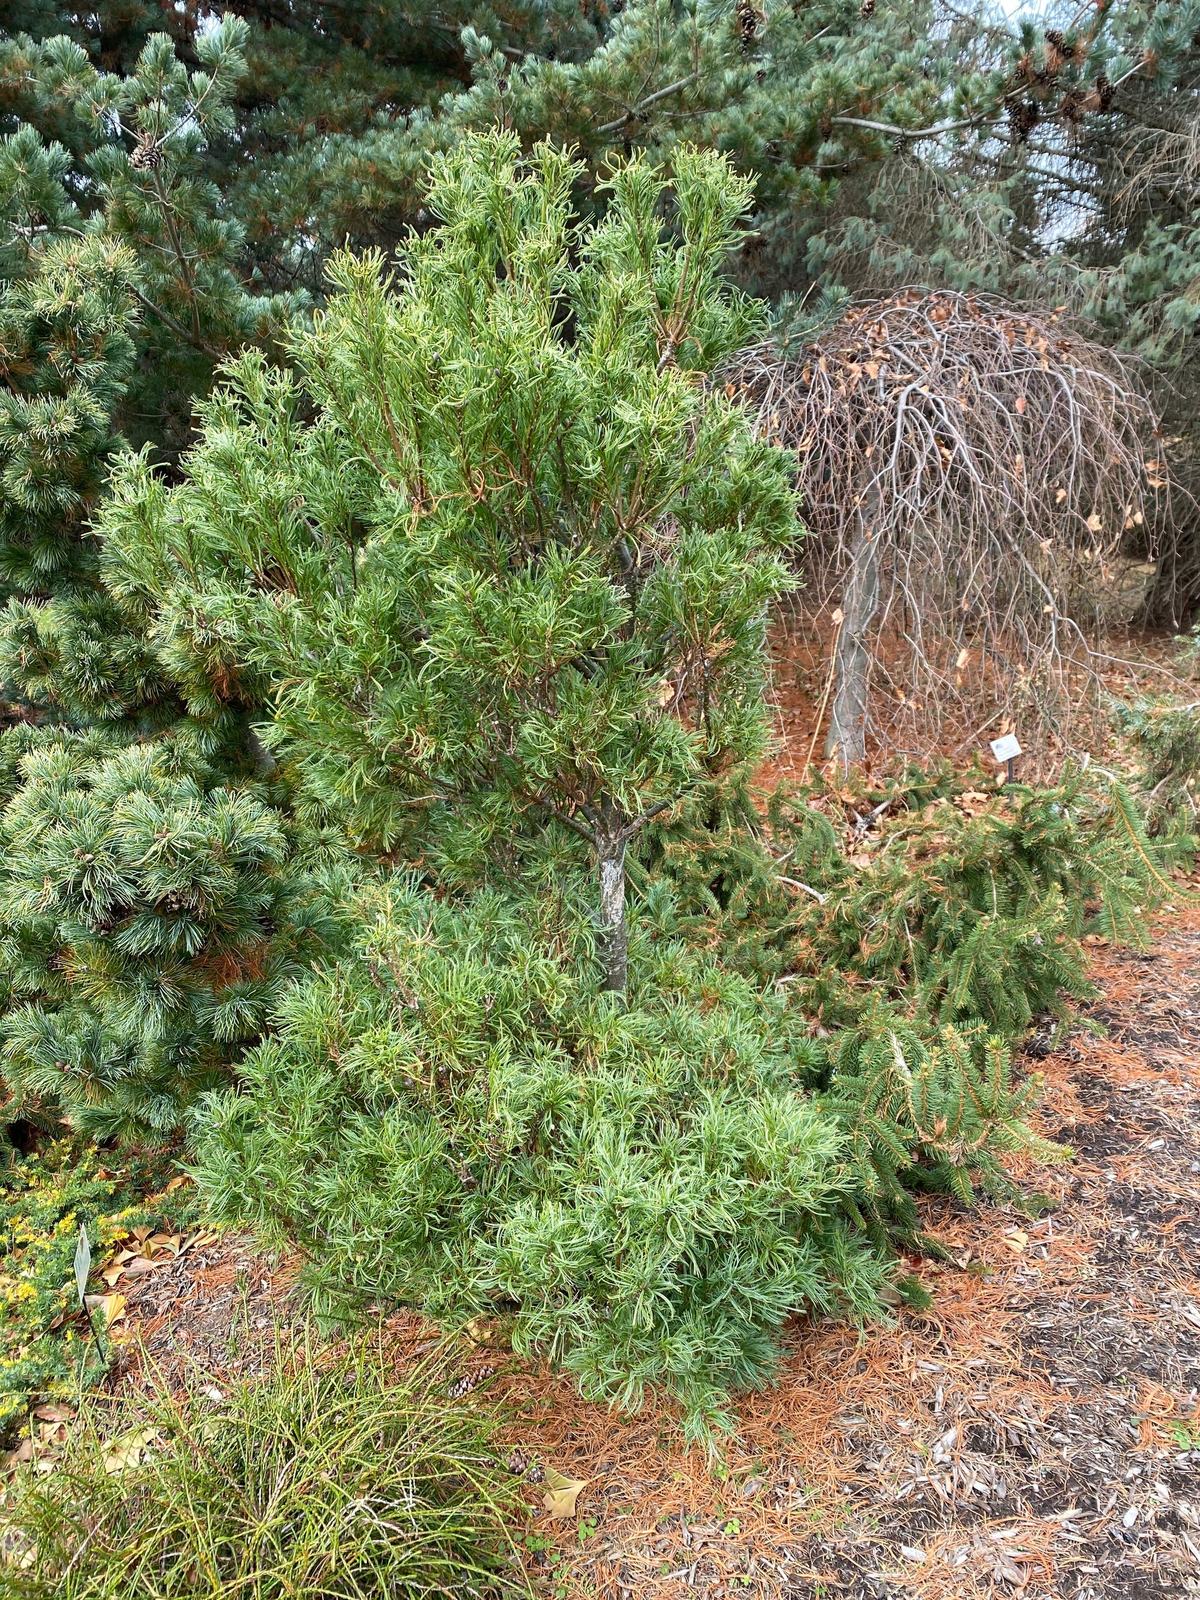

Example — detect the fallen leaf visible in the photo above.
[98,1292,126,1328]
[182,1230,220,1251]
[32,1403,72,1423]
[120,1257,164,1277]
[102,1426,158,1475]
[1001,1227,1029,1254]
[542,1466,589,1519]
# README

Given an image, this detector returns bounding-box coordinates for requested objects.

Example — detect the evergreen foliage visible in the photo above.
[1112,693,1200,847]
[0,17,301,723]
[0,233,163,720]
[0,18,304,453]
[0,733,346,1140]
[195,882,889,1442]
[0,17,331,1140]
[99,132,797,990]
[652,763,1179,1224]
[0,0,998,301]
[193,762,1178,1432]
[0,0,1195,1439]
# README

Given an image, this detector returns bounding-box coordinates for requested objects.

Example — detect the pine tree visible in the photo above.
[0,0,1022,307]
[0,19,346,1136]
[195,877,889,1443]
[99,131,798,992]
[1,18,305,461]
[0,232,167,721]
[0,730,347,1142]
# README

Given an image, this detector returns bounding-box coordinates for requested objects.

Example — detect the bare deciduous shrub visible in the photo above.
[727,290,1168,766]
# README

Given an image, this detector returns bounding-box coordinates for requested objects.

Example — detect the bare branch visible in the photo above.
[725,289,1166,763]
[596,73,702,135]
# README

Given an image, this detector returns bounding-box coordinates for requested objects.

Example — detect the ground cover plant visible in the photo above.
[0,1139,188,1442]
[0,1334,529,1599]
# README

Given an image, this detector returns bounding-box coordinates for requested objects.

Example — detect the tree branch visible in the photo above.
[596,73,702,135]
[830,111,1004,142]
[127,282,220,357]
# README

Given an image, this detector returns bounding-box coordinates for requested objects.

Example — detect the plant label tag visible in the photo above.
[73,1224,92,1305]
[990,734,1022,764]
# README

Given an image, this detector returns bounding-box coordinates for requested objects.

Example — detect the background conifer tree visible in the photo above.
[0,19,348,1137]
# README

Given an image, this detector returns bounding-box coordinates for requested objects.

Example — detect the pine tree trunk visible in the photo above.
[825,503,881,771]
[246,724,277,777]
[597,830,628,995]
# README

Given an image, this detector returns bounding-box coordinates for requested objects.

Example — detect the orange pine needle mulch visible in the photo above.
[413,900,1200,1599]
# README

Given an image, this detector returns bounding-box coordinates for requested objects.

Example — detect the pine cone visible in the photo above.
[447,1362,496,1399]
[735,0,763,50]
[1006,100,1039,144]
[860,0,875,18]
[130,137,163,172]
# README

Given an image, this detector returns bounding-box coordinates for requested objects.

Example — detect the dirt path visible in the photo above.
[108,906,1200,1600]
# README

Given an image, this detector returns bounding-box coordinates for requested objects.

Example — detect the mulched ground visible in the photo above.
[101,901,1200,1600]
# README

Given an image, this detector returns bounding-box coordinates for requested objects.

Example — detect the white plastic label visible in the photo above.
[73,1224,92,1304]
[990,734,1022,763]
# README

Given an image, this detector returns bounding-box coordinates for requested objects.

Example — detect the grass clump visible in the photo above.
[0,1334,529,1599]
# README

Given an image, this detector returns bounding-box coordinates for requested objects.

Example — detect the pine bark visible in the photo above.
[597,829,628,995]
